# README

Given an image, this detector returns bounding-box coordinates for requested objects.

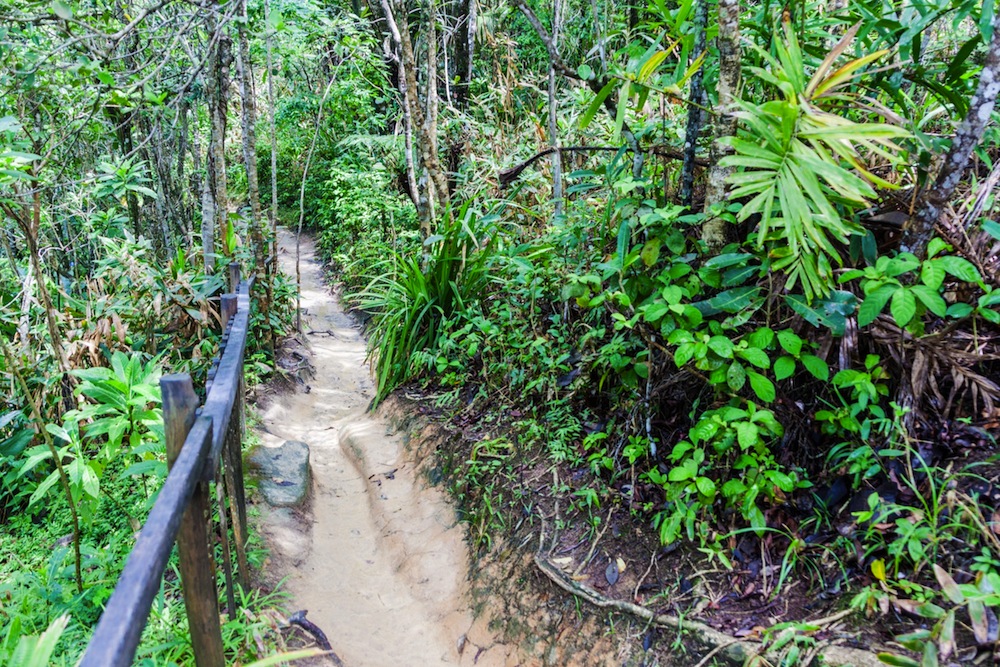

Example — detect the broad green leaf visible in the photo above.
[776,329,803,356]
[784,291,856,335]
[774,355,796,380]
[695,476,716,497]
[707,335,734,359]
[727,361,747,391]
[738,347,770,369]
[800,354,829,381]
[935,255,981,283]
[747,371,776,402]
[642,302,670,323]
[669,459,697,482]
[640,238,661,267]
[921,260,945,289]
[890,288,917,326]
[910,285,946,317]
[708,287,762,314]
[858,284,896,327]
[29,470,61,507]
[737,421,759,448]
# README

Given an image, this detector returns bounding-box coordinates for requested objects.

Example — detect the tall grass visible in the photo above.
[351,199,498,404]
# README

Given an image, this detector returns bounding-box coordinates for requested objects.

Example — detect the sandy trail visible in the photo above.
[255,230,511,667]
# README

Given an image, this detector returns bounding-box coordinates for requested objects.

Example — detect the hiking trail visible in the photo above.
[254,229,513,667]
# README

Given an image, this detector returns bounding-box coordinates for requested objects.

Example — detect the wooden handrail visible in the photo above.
[80,263,253,667]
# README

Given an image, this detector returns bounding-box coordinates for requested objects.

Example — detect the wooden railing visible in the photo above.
[80,263,253,667]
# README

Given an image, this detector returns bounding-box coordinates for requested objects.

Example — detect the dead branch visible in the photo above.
[534,554,884,667]
[499,145,706,187]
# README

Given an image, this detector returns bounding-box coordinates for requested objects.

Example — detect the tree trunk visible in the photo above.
[454,0,476,109]
[900,10,1000,261]
[236,0,265,277]
[547,0,563,217]
[382,0,450,235]
[701,0,741,251]
[680,0,707,208]
[423,0,448,210]
[204,27,233,272]
[265,0,279,353]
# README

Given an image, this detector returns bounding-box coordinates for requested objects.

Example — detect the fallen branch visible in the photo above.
[534,554,883,667]
[499,145,707,187]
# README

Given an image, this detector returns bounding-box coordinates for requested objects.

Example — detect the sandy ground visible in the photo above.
[255,230,514,667]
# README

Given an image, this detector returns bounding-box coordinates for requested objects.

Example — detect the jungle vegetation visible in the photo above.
[0,0,999,663]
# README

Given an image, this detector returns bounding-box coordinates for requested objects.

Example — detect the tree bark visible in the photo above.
[204,26,232,272]
[701,0,741,251]
[547,0,564,217]
[265,0,279,353]
[454,0,476,109]
[680,0,707,208]
[900,10,1000,261]
[382,0,450,235]
[235,0,265,276]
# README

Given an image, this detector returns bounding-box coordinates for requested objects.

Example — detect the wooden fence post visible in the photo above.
[162,375,225,667]
[229,261,240,292]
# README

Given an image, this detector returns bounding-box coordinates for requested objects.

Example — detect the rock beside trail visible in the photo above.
[249,440,311,507]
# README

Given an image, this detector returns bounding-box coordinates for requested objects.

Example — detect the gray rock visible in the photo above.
[249,440,311,507]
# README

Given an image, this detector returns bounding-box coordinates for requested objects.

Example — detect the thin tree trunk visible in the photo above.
[701,0,741,251]
[201,151,216,270]
[680,0,707,208]
[396,0,449,219]
[900,10,1000,261]
[236,0,265,276]
[425,0,446,207]
[265,0,279,353]
[204,25,232,271]
[454,0,475,109]
[548,0,563,217]
[382,0,449,234]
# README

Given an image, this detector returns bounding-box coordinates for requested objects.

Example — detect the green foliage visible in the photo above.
[1,615,70,667]
[351,199,498,403]
[723,24,908,300]
[841,239,996,331]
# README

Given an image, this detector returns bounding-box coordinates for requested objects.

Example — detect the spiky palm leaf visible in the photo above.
[721,23,909,300]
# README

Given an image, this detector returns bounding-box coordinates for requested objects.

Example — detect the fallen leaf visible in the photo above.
[605,560,620,586]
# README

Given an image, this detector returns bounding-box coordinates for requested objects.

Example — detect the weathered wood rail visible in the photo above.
[80,262,253,667]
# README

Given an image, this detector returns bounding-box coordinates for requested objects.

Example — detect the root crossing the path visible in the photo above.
[256,229,512,667]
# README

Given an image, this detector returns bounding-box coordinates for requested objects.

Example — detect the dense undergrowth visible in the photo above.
[296,0,1000,664]
[3,0,1000,663]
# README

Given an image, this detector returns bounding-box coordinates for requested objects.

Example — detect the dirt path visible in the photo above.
[255,230,512,667]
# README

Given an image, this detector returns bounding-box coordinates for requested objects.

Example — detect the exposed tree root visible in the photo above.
[534,554,884,667]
